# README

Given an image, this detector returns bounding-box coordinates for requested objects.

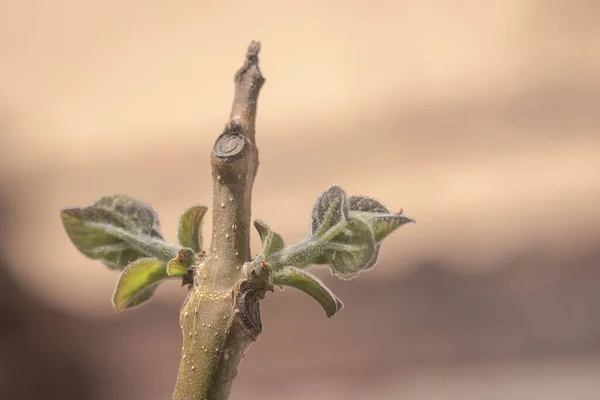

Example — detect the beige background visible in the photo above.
[1,1,599,399]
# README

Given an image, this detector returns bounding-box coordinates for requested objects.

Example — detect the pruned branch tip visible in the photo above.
[229,41,265,142]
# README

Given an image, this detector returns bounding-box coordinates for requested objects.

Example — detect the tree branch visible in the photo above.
[172,41,266,400]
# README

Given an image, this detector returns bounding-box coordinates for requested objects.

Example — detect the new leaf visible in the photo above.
[272,266,343,317]
[178,205,208,252]
[112,258,173,311]
[61,195,179,269]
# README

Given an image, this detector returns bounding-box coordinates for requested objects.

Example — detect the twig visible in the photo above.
[172,41,266,400]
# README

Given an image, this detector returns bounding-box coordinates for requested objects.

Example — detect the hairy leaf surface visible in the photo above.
[178,205,208,252]
[272,266,343,317]
[167,248,197,276]
[112,258,173,311]
[254,220,284,261]
[61,195,178,269]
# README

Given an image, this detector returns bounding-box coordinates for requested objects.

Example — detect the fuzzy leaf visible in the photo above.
[357,213,414,243]
[348,195,389,214]
[272,267,343,317]
[268,187,412,280]
[348,195,413,242]
[112,258,172,311]
[167,248,196,276]
[178,205,208,252]
[254,220,284,260]
[311,185,348,236]
[61,195,178,269]
[318,218,376,280]
[366,244,381,269]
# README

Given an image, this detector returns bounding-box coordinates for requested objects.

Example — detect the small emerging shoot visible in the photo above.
[60,42,413,400]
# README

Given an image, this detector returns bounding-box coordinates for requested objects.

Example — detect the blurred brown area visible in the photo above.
[1,0,600,399]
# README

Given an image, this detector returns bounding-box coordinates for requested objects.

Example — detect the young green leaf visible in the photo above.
[348,195,414,243]
[253,220,284,260]
[177,205,208,252]
[112,258,174,311]
[316,217,376,280]
[167,248,197,276]
[364,244,381,271]
[311,185,347,236]
[347,195,389,214]
[357,213,414,243]
[61,195,179,269]
[268,186,412,280]
[272,266,343,317]
[308,187,377,278]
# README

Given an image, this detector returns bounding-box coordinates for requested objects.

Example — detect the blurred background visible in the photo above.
[1,0,599,399]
